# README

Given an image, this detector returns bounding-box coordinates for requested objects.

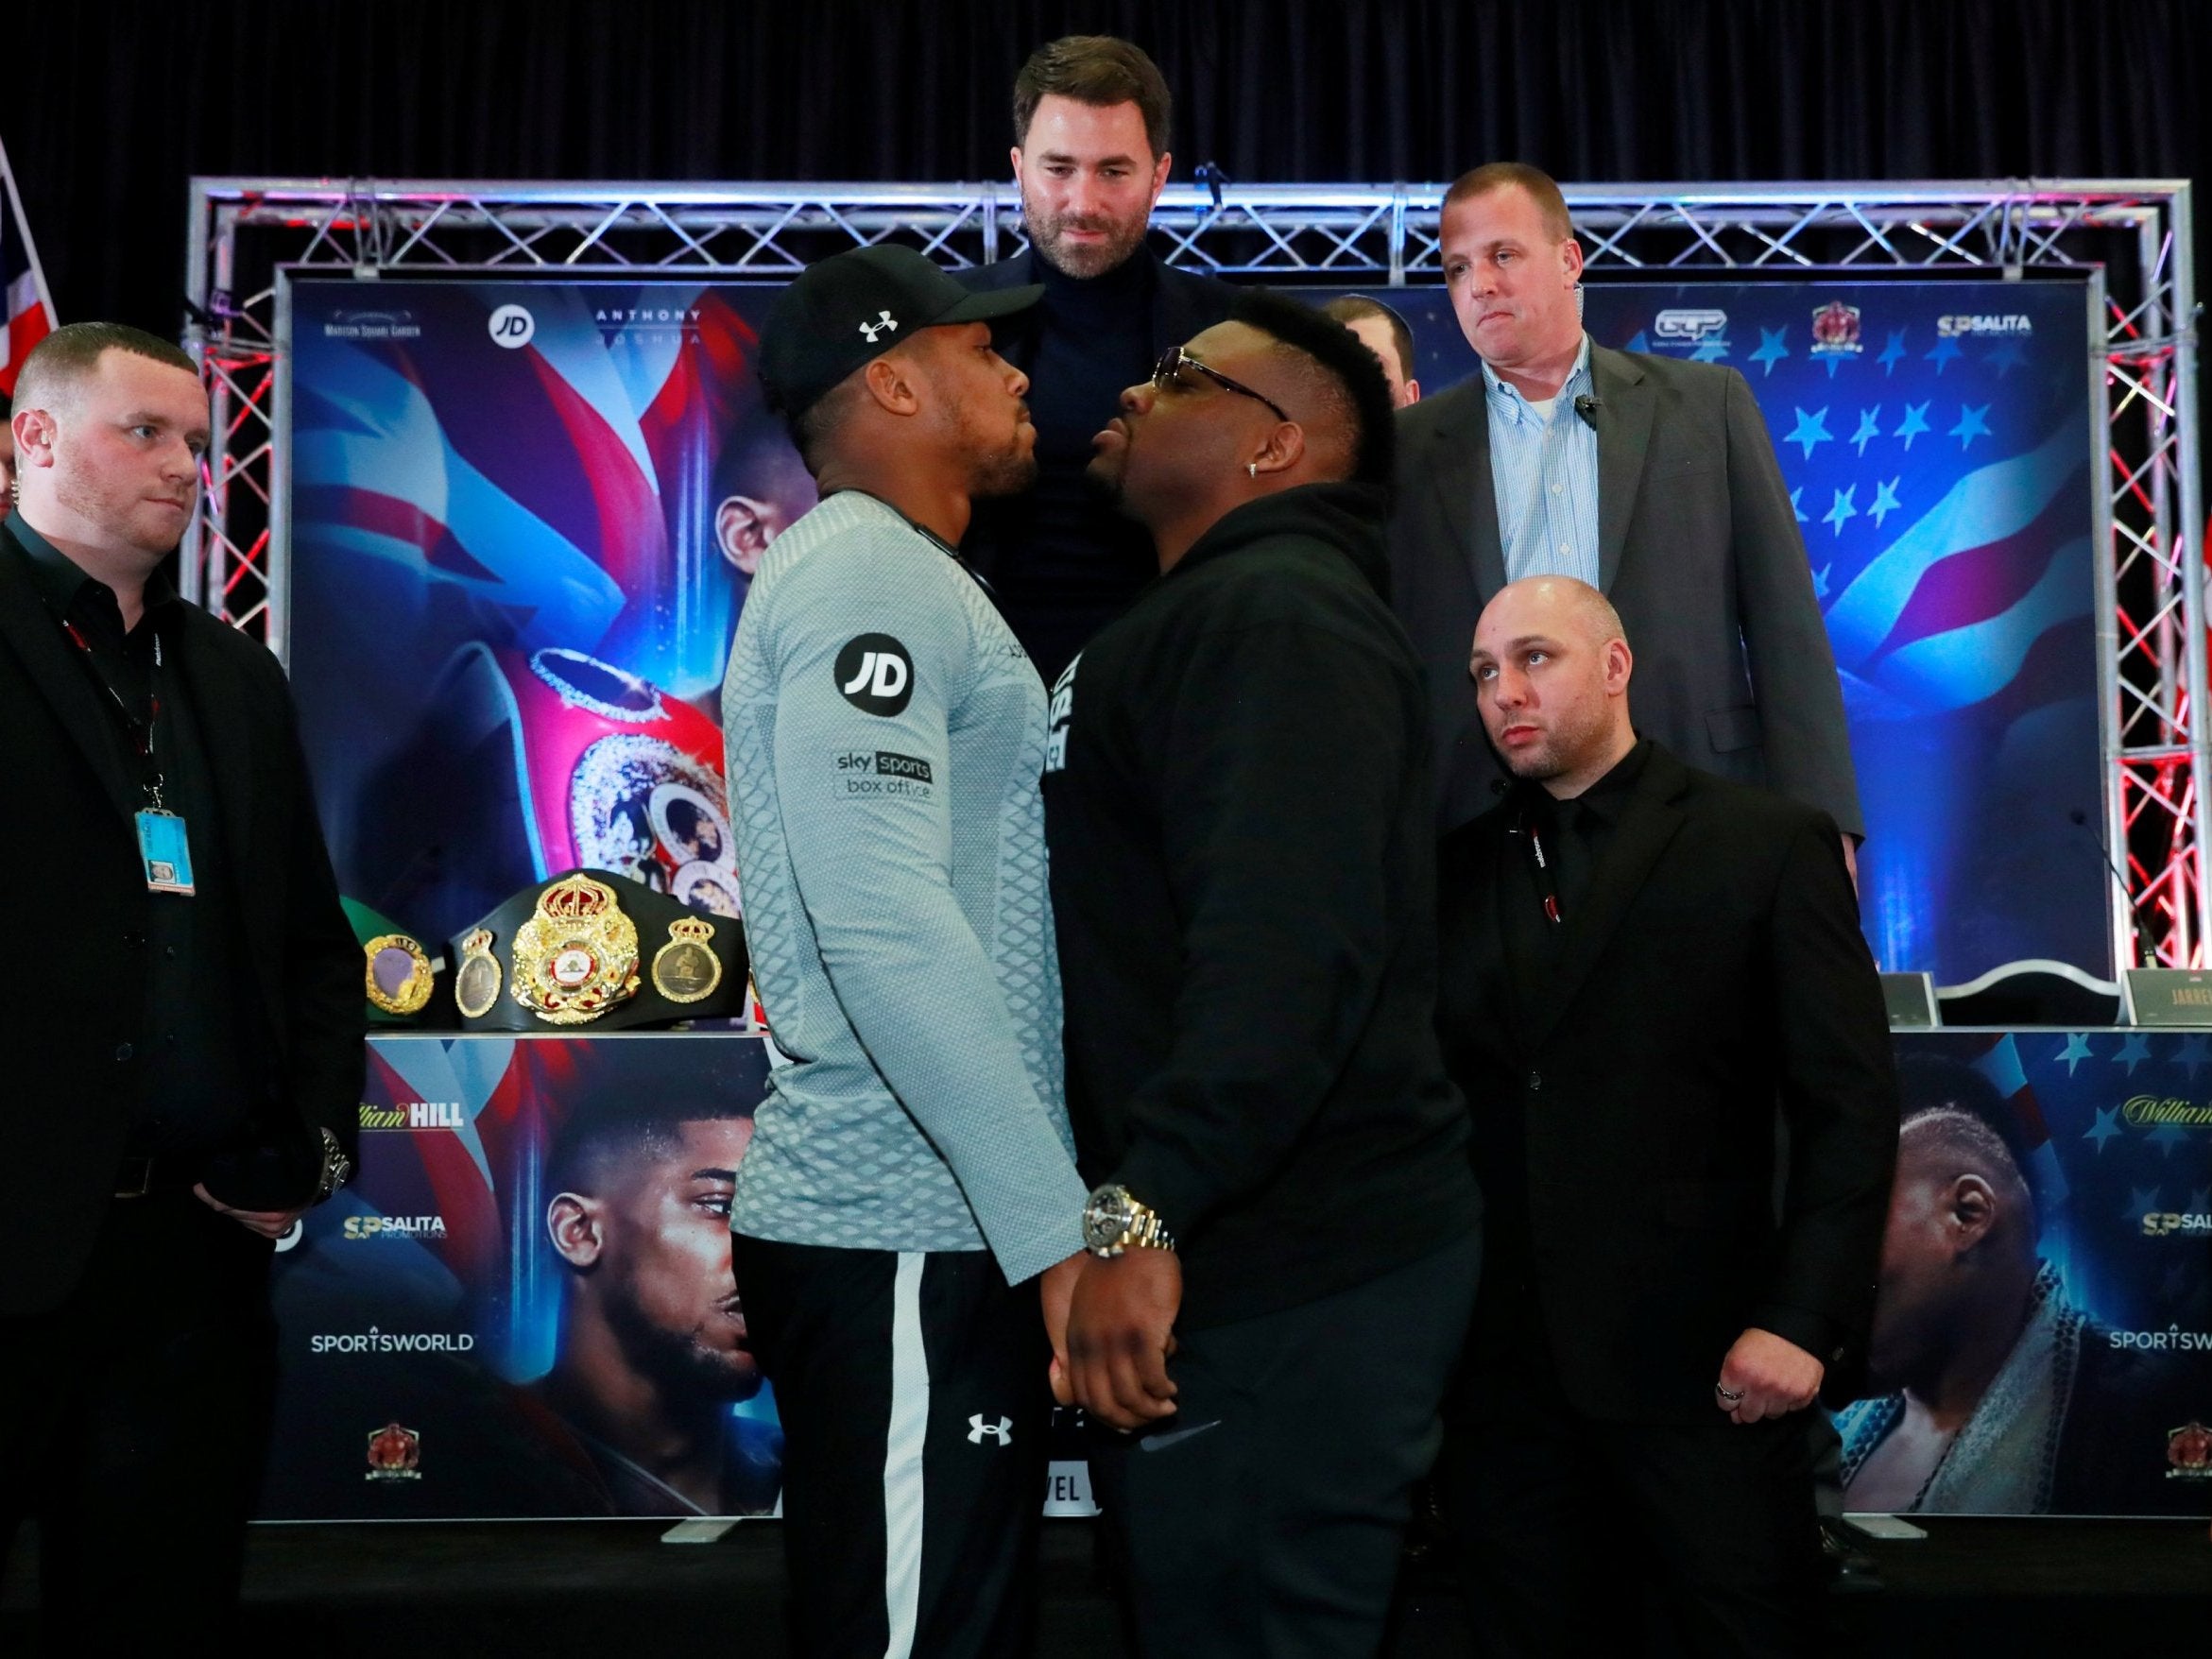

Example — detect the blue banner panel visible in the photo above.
[261,1035,782,1519]
[1327,280,2105,986]
[1842,1030,2212,1516]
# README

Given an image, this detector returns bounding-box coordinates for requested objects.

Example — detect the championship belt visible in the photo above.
[510,872,642,1025]
[450,868,748,1033]
[342,897,440,1026]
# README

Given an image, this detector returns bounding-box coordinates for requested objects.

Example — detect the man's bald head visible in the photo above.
[1482,575,1627,654]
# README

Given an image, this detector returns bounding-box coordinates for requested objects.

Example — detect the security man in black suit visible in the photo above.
[954,34,1236,684]
[0,323,361,1648]
[1434,575,1895,1656]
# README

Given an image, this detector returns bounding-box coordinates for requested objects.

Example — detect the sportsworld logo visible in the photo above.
[834,634,915,716]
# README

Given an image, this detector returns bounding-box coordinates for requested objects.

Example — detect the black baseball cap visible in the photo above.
[759,246,1043,420]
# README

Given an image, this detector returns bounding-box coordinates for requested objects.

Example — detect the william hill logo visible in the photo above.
[358,1101,467,1131]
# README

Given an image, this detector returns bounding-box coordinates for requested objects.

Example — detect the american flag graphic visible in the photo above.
[0,137,58,398]
[1586,280,2104,983]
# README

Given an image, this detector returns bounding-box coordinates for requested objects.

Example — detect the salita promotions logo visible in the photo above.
[342,1214,448,1241]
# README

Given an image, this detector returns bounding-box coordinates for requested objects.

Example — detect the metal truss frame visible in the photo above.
[181,176,2203,968]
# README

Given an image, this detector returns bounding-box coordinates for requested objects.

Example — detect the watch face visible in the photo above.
[1081,1186,1132,1252]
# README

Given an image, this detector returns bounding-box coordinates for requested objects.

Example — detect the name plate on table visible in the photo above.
[1879,972,1939,1028]
[2123,968,2212,1025]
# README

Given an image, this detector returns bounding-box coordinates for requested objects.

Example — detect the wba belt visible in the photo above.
[449,868,748,1032]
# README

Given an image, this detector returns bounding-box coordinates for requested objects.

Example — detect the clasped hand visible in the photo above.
[1040,1248,1181,1431]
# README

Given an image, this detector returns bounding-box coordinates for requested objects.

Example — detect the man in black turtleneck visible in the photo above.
[955,34,1235,685]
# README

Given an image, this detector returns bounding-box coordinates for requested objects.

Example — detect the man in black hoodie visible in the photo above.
[1041,291,1482,1657]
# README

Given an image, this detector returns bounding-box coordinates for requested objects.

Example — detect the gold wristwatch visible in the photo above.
[1082,1183,1175,1258]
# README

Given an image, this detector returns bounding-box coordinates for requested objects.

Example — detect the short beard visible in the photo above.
[1027,205,1150,280]
[606,1289,761,1404]
[970,445,1039,501]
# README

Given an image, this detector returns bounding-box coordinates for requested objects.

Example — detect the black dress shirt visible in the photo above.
[1483,738,1655,1348]
[5,510,259,1155]
[1501,737,1653,980]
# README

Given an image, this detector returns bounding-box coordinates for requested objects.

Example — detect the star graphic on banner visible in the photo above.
[1625,330,1651,353]
[2057,1032,2098,1072]
[1691,336,1731,363]
[1925,334,1965,375]
[1868,476,1904,529]
[2082,1103,2123,1150]
[2125,1185,2162,1221]
[1823,351,1852,380]
[2115,1031,2153,1072]
[1851,406,1883,455]
[1790,487,1809,524]
[1985,336,2030,377]
[1786,406,1834,459]
[1750,327,1790,377]
[2174,1034,2211,1078]
[1878,329,1909,375]
[1950,403,1993,450]
[2148,1121,2192,1158]
[1812,562,1832,599]
[1824,487,1859,537]
[2190,1188,2211,1215]
[1895,402,1932,451]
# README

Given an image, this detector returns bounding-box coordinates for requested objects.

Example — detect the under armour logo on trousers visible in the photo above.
[968,1414,1012,1445]
[859,310,898,342]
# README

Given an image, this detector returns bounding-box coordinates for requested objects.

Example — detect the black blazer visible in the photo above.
[1389,345,1864,837]
[1436,742,1896,1423]
[0,522,362,1315]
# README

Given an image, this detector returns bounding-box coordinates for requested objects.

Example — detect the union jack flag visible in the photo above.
[0,136,58,399]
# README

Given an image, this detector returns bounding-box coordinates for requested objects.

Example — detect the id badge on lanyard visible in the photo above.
[136,802,197,895]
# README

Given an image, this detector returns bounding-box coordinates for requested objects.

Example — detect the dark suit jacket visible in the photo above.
[1389,345,1864,836]
[0,522,362,1315]
[1436,742,1896,1423]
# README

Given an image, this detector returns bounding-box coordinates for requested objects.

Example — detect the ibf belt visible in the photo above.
[508,872,642,1025]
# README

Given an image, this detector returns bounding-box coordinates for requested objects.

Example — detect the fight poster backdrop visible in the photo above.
[259,1031,2210,1520]
[261,1034,781,1519]
[1334,278,2104,988]
[284,278,814,945]
[1841,1030,2212,1517]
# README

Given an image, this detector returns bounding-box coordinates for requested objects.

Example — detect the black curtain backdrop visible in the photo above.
[5,0,2205,336]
